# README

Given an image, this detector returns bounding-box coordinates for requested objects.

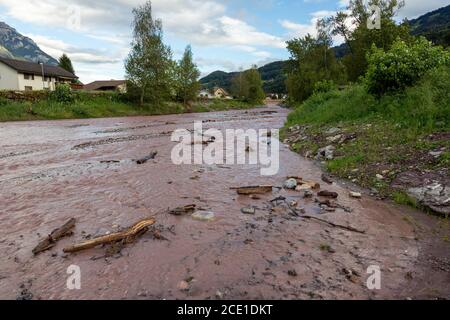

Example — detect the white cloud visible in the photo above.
[0,0,286,82]
[337,0,448,19]
[26,34,123,64]
[280,10,340,42]
[0,0,283,48]
[25,34,126,83]
[399,0,449,19]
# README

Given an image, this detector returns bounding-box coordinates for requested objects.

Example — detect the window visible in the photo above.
[24,86,33,91]
[24,73,34,80]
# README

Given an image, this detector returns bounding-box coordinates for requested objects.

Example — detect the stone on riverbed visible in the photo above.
[192,211,215,222]
[241,207,256,215]
[317,145,335,160]
[283,178,298,190]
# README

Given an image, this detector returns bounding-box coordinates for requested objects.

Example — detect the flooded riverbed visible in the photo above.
[0,104,448,300]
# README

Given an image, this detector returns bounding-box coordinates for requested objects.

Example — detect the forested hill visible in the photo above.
[408,4,450,47]
[200,61,288,94]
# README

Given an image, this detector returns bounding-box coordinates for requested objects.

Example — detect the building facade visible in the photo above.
[0,57,77,91]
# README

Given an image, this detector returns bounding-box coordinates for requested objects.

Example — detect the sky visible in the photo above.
[0,0,448,84]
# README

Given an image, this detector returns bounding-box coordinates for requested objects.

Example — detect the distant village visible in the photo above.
[0,56,285,101]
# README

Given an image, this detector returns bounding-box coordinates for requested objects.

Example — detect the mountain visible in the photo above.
[200,61,288,94]
[408,5,450,47]
[200,70,239,93]
[0,22,58,65]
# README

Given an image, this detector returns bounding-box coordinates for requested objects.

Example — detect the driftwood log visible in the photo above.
[32,218,76,255]
[231,185,273,195]
[63,218,156,253]
[301,215,365,234]
[169,204,196,216]
[136,151,158,164]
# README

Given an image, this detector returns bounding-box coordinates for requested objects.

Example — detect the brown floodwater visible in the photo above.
[0,103,449,300]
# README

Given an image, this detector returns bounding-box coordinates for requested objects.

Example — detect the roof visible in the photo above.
[0,57,77,79]
[213,87,229,95]
[84,80,126,91]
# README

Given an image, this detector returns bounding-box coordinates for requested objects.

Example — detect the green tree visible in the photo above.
[230,67,246,99]
[325,0,411,81]
[125,1,173,106]
[243,67,265,104]
[285,30,345,103]
[175,45,201,105]
[58,54,75,75]
[231,66,265,104]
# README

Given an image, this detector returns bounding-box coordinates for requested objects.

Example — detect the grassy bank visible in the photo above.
[0,92,258,122]
[283,66,449,213]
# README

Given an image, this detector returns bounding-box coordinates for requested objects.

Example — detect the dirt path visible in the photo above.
[0,104,448,300]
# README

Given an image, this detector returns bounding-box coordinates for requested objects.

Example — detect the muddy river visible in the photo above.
[0,104,448,300]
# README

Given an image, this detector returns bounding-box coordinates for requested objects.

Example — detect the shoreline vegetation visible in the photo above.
[0,91,260,122]
[282,65,449,216]
[280,1,449,216]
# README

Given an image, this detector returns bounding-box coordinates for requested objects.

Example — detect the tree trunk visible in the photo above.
[140,89,145,106]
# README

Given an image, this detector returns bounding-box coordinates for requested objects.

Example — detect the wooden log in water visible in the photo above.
[33,218,76,255]
[230,185,273,195]
[63,218,156,253]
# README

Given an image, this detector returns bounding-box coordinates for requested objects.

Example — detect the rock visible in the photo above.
[321,174,333,184]
[216,290,224,299]
[326,134,343,143]
[16,288,33,301]
[429,150,443,158]
[283,178,298,190]
[318,190,339,198]
[137,290,148,297]
[317,145,335,160]
[325,127,341,135]
[303,190,314,198]
[241,207,256,215]
[376,174,384,180]
[407,183,450,215]
[288,269,298,277]
[349,192,362,199]
[192,211,215,222]
[178,281,190,291]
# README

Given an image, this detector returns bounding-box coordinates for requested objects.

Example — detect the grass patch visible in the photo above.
[327,154,365,175]
[393,191,419,208]
[0,93,258,122]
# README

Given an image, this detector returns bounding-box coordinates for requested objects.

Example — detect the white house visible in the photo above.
[212,87,230,99]
[0,57,77,91]
[198,87,232,99]
[198,89,213,99]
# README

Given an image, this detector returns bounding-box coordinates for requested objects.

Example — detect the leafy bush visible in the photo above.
[49,83,74,103]
[313,80,337,94]
[0,96,8,105]
[365,37,450,96]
